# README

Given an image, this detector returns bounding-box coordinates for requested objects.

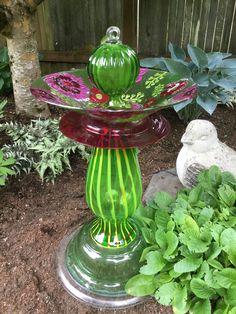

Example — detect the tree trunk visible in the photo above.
[0,1,50,117]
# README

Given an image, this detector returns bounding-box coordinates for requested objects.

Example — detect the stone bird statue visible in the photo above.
[176,119,236,187]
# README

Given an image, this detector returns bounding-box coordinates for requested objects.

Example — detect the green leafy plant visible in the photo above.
[0,47,12,93]
[126,166,236,314]
[0,99,8,118]
[141,43,236,123]
[0,149,15,186]
[0,119,90,182]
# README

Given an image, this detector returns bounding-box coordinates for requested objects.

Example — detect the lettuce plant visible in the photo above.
[126,166,236,314]
[141,43,236,122]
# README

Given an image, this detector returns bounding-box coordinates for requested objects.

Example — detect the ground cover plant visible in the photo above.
[0,118,90,182]
[141,43,236,122]
[126,166,236,314]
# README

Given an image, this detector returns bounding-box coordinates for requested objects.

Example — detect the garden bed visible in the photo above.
[0,104,235,314]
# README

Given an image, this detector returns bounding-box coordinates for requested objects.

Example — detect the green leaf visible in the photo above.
[125,274,157,297]
[207,259,223,270]
[155,229,167,249]
[221,58,236,68]
[140,251,166,275]
[0,77,5,90]
[192,72,209,87]
[190,278,215,299]
[140,58,167,70]
[168,42,186,61]
[155,282,177,305]
[174,256,202,273]
[139,245,159,262]
[182,216,200,238]
[155,208,170,230]
[220,228,236,253]
[214,268,236,288]
[188,185,202,205]
[198,207,214,226]
[191,299,211,314]
[163,231,179,258]
[187,44,208,68]
[173,285,189,313]
[196,94,217,115]
[211,77,236,92]
[225,285,236,306]
[154,191,174,209]
[218,184,236,207]
[141,227,155,244]
[163,58,191,78]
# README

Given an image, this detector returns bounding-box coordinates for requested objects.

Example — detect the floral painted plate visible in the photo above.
[31,68,197,122]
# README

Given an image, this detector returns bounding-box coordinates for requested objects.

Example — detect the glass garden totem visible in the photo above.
[31,26,197,308]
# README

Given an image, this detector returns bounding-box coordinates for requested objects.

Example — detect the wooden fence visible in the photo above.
[3,0,236,73]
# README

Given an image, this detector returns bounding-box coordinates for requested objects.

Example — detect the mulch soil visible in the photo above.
[0,100,236,314]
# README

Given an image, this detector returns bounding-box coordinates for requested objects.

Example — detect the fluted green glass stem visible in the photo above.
[86,148,142,248]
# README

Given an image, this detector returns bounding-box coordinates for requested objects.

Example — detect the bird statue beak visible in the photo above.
[181,133,193,145]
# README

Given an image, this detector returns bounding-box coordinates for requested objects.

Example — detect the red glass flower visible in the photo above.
[90,87,110,103]
[160,80,188,97]
[144,97,157,108]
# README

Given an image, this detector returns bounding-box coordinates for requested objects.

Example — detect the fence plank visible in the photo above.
[35,0,236,65]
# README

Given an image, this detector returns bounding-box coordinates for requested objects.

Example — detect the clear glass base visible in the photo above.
[57,219,147,309]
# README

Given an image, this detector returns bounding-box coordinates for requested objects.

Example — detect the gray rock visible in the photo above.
[143,168,183,203]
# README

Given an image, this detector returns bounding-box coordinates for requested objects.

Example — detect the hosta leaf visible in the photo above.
[174,256,202,273]
[140,58,167,70]
[214,268,236,288]
[125,274,157,296]
[140,251,166,275]
[190,278,215,299]
[211,77,236,92]
[221,58,236,68]
[192,72,209,86]
[187,44,208,68]
[163,58,191,78]
[191,299,211,314]
[173,99,193,112]
[196,94,217,114]
[155,282,177,305]
[168,42,186,61]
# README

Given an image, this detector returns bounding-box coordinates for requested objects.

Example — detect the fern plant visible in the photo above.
[0,119,90,182]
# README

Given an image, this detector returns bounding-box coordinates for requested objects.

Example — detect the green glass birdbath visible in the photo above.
[31,26,197,309]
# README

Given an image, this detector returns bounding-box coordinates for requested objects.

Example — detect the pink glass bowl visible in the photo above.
[31,68,197,123]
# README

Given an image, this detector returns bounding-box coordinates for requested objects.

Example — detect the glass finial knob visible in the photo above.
[87,26,140,101]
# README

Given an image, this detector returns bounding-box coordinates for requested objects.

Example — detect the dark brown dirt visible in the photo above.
[0,104,235,314]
